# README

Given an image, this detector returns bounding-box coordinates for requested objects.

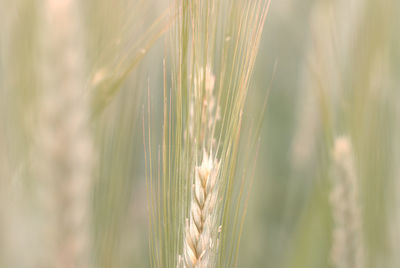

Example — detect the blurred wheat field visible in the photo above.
[0,0,399,267]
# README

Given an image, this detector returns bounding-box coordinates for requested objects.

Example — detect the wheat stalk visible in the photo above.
[330,136,364,268]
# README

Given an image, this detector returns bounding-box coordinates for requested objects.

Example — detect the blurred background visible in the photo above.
[0,0,399,267]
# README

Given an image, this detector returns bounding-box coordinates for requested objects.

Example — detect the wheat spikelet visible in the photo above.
[330,136,364,268]
[182,150,220,268]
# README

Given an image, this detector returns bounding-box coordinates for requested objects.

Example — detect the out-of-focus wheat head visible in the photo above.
[330,137,364,268]
[291,0,365,169]
[35,0,93,267]
[288,0,396,267]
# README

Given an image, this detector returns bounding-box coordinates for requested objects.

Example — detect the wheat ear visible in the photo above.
[37,0,93,266]
[182,151,220,268]
[330,136,364,268]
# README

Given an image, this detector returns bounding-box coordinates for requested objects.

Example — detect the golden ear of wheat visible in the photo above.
[183,151,220,268]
